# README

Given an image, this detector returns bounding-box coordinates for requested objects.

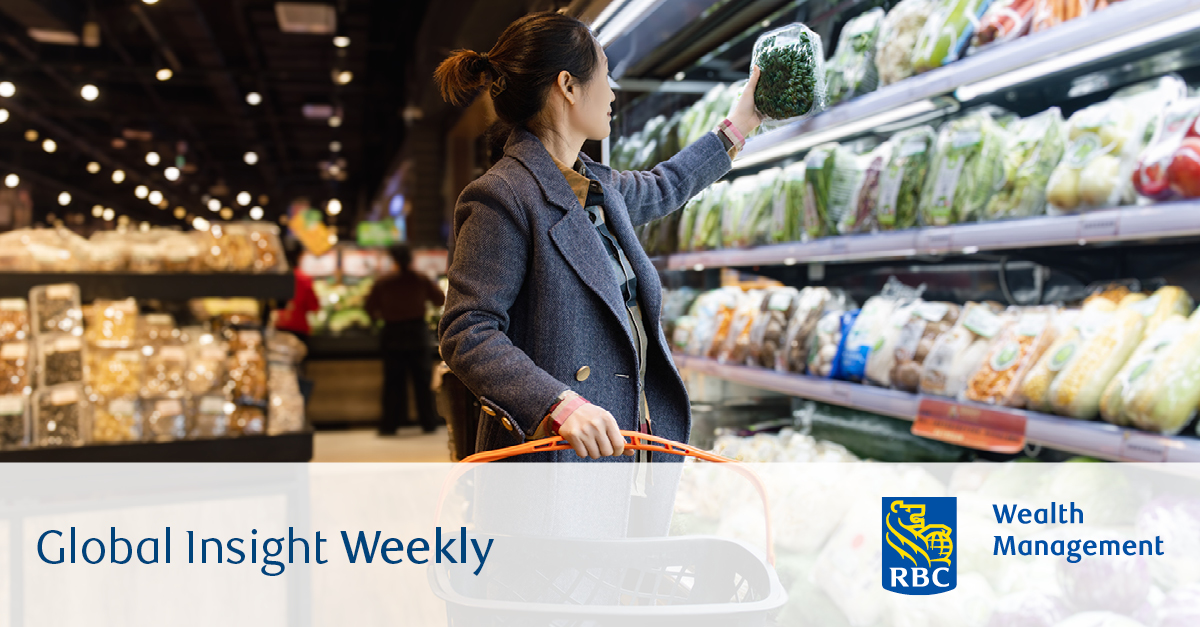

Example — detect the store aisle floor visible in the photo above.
[313,427,453,462]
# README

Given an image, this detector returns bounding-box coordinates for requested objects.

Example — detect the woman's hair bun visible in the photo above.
[434,49,495,107]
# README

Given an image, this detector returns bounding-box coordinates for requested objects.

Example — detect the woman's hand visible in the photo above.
[729,65,765,139]
[558,404,632,459]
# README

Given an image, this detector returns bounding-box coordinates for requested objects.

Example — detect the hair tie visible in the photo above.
[490,74,507,99]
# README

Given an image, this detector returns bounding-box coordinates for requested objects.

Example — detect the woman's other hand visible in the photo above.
[558,404,633,459]
[729,65,765,139]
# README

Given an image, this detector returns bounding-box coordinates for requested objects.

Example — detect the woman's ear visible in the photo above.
[557,70,576,105]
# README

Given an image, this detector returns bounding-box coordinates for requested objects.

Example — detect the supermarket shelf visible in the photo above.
[732,0,1200,170]
[0,271,295,301]
[674,354,1200,462]
[0,431,313,462]
[656,202,1200,270]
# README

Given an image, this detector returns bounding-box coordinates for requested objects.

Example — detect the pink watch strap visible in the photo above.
[550,395,589,434]
[722,118,746,146]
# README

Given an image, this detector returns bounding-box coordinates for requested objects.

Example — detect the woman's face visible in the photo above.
[567,49,616,141]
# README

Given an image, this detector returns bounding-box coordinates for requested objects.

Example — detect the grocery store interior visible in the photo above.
[2,0,1200,464]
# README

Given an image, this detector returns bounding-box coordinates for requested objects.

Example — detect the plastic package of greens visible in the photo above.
[825,9,884,106]
[750,23,828,126]
[828,148,870,235]
[774,162,806,244]
[910,0,995,73]
[721,176,764,249]
[984,107,1068,220]
[876,126,936,230]
[919,110,1007,225]
[875,0,937,86]
[803,144,837,240]
[743,168,784,247]
[691,181,728,251]
[841,143,893,234]
[676,194,703,253]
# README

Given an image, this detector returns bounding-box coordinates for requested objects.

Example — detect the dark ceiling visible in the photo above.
[0,0,428,230]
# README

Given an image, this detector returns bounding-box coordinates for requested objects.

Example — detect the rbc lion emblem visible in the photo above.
[882,497,957,595]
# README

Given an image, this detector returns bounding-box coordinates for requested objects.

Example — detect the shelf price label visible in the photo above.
[912,398,1027,453]
[1078,212,1120,241]
[1118,431,1177,462]
[917,228,954,254]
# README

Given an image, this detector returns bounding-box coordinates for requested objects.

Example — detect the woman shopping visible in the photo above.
[436,12,763,461]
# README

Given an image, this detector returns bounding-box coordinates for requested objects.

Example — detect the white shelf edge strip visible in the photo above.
[659,202,1200,269]
[674,354,1200,462]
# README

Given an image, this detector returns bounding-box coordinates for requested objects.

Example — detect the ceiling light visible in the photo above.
[0,109,9,123]
[42,139,57,153]
[329,141,342,152]
[86,161,101,174]
[144,0,159,4]
[333,36,350,48]
[326,198,342,216]
[246,92,262,106]
[164,166,180,181]
[327,233,338,245]
[91,205,103,217]
[102,208,115,221]
[334,71,353,85]
[173,207,186,219]
[135,185,149,199]
[156,68,172,81]
[4,174,17,188]
[192,217,209,231]
[328,115,342,128]
[57,192,71,206]
[236,191,251,206]
[112,169,125,184]
[219,207,233,220]
[148,190,163,205]
[80,84,99,101]
[145,152,160,166]
[207,198,221,212]
[24,129,37,141]
[244,151,258,165]
[249,206,264,220]
[0,82,14,98]
[594,0,659,46]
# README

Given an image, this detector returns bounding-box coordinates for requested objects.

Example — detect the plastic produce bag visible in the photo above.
[1120,310,1200,434]
[750,23,827,126]
[779,287,846,372]
[972,0,1036,50]
[1048,307,1147,419]
[877,126,936,230]
[743,168,784,246]
[774,162,806,244]
[919,110,1007,226]
[840,278,922,383]
[911,0,995,73]
[1020,305,1109,412]
[1100,314,1187,428]
[890,302,961,392]
[1132,98,1200,201]
[841,143,893,234]
[876,0,937,86]
[803,144,838,239]
[721,176,762,249]
[716,290,767,364]
[691,181,728,250]
[964,306,1058,406]
[920,302,1011,397]
[825,9,884,106]
[747,287,800,368]
[1031,0,1099,33]
[829,148,870,235]
[985,108,1068,220]
[809,310,858,378]
[683,288,743,357]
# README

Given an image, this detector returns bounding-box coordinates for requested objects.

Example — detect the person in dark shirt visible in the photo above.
[365,244,446,434]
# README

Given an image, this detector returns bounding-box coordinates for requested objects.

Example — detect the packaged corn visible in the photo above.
[1100,314,1188,428]
[1123,286,1193,335]
[1047,307,1147,419]
[1119,310,1200,434]
[920,303,1011,397]
[1020,306,1097,412]
[964,306,1058,406]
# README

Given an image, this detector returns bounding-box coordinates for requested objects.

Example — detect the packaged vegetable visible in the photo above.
[985,108,1068,219]
[803,144,837,239]
[750,23,828,125]
[841,143,893,234]
[972,0,1036,49]
[1100,314,1187,428]
[1125,285,1194,336]
[919,110,1007,225]
[691,181,728,250]
[920,302,1011,397]
[774,162,806,244]
[875,0,937,86]
[721,176,760,249]
[1030,0,1094,33]
[829,148,870,235]
[779,287,847,372]
[864,299,942,387]
[743,168,785,247]
[824,9,883,106]
[964,306,1057,406]
[1120,310,1200,434]
[840,278,922,382]
[809,310,859,378]
[911,0,995,73]
[684,288,742,357]
[676,195,701,253]
[1021,305,1106,412]
[876,126,936,230]
[716,290,767,364]
[890,302,961,392]
[1132,98,1200,201]
[747,287,801,368]
[1048,308,1147,419]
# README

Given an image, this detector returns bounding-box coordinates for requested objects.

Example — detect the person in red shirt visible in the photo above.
[365,244,446,434]
[276,246,321,340]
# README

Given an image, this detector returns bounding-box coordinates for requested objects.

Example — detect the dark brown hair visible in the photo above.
[434,12,601,134]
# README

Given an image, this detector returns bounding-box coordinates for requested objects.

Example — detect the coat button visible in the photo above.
[481,405,496,417]
[501,416,514,431]
[576,366,591,381]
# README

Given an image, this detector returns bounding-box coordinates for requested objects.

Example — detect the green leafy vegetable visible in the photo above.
[751,24,827,121]
[876,126,935,230]
[825,9,884,106]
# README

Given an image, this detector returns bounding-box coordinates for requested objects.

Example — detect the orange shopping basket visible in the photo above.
[428,431,787,627]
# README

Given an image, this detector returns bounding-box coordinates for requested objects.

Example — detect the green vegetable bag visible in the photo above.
[910,0,994,74]
[751,23,828,126]
[825,8,884,106]
[918,110,1006,226]
[803,144,837,239]
[985,107,1067,220]
[876,126,935,230]
[774,162,807,243]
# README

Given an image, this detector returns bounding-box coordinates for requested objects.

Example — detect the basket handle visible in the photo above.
[456,430,775,565]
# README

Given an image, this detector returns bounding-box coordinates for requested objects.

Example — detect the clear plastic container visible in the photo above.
[30,284,83,336]
[87,298,139,348]
[268,362,305,435]
[240,223,287,273]
[186,342,228,395]
[38,334,85,387]
[229,403,266,436]
[142,344,188,398]
[0,394,28,448]
[0,299,29,341]
[140,314,181,346]
[192,395,231,438]
[128,244,163,273]
[92,396,140,442]
[141,396,189,441]
[34,384,89,446]
[0,340,32,396]
[86,347,144,398]
[227,348,267,403]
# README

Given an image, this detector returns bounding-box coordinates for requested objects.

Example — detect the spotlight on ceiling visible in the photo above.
[207,198,221,212]
[103,208,115,221]
[148,190,163,205]
[42,139,57,153]
[92,205,103,217]
[334,71,353,85]
[134,185,149,199]
[329,141,342,152]
[156,68,172,81]
[164,166,180,181]
[246,92,262,106]
[57,192,71,206]
[326,198,342,216]
[80,84,99,101]
[3,174,17,188]
[87,161,101,174]
[0,82,14,98]
[192,216,209,231]
[244,151,259,165]
[173,207,186,219]
[145,152,160,166]
[236,191,251,206]
[328,116,342,128]
[112,169,126,184]
[219,207,233,220]
[0,109,8,123]
[249,206,264,220]
[333,36,350,48]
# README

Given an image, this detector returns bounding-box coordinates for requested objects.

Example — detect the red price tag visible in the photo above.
[912,398,1027,453]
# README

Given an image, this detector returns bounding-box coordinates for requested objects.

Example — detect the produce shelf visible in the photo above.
[655,202,1200,269]
[731,0,1200,170]
[674,354,1200,462]
[0,272,295,301]
[0,431,313,462]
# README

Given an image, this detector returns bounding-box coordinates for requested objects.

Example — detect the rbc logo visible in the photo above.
[882,497,957,595]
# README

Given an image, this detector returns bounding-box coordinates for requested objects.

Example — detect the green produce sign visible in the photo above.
[356,221,398,247]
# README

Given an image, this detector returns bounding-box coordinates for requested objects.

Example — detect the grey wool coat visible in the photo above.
[438,126,733,461]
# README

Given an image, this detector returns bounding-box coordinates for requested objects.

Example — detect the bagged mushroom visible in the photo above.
[889,302,961,392]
